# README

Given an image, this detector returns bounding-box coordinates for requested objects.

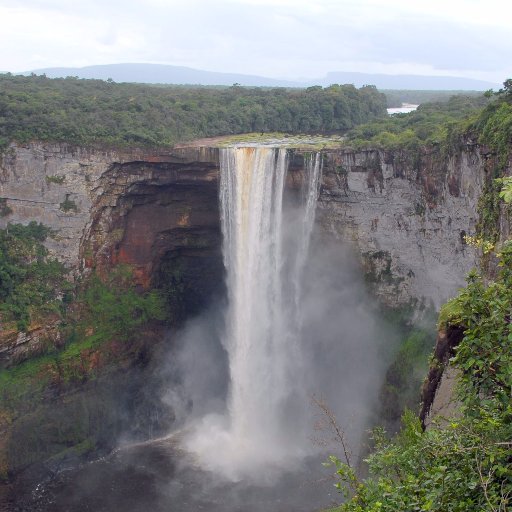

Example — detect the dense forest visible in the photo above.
[346,93,491,150]
[346,81,512,161]
[0,74,386,148]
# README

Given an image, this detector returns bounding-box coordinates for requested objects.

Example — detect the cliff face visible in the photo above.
[318,147,481,311]
[1,142,481,306]
[1,140,484,369]
[0,139,487,481]
[0,143,220,276]
[419,148,512,427]
[0,143,223,364]
[1,142,482,348]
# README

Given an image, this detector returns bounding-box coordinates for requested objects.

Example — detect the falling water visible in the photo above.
[187,146,322,480]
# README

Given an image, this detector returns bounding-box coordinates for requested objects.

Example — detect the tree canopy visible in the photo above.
[0,74,387,149]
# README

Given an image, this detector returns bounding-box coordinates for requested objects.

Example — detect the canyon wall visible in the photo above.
[318,146,482,311]
[0,138,489,484]
[1,142,482,308]
[1,141,484,365]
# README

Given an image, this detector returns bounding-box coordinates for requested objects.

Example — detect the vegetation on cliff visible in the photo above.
[0,74,386,149]
[0,257,169,479]
[0,222,69,331]
[327,243,512,511]
[326,139,512,510]
[378,325,435,431]
[464,81,512,253]
[472,80,512,166]
[0,223,166,335]
[77,268,168,343]
[346,79,512,157]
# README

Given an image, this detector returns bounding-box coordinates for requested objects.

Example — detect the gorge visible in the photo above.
[0,131,488,509]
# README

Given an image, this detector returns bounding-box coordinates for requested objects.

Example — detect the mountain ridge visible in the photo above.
[20,62,499,90]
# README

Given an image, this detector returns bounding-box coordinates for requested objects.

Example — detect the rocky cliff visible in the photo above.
[1,140,481,306]
[0,143,223,365]
[0,143,219,276]
[318,146,481,311]
[419,147,512,427]
[0,138,486,483]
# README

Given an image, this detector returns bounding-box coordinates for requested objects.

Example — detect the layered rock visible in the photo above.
[1,142,482,307]
[0,143,223,364]
[0,143,219,274]
[318,147,481,310]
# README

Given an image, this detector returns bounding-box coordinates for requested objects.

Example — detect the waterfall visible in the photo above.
[187,145,322,480]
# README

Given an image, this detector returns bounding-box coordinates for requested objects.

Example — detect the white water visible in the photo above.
[185,146,322,480]
[387,103,419,115]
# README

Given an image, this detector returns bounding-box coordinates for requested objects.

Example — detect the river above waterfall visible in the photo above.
[387,103,419,114]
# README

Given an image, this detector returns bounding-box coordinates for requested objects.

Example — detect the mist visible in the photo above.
[18,147,403,511]
[157,148,396,488]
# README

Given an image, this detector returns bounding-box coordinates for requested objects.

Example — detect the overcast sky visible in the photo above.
[1,0,510,84]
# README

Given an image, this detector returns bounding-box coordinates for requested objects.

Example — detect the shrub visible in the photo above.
[329,245,512,511]
[0,222,69,330]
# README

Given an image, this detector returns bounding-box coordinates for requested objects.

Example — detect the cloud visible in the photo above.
[1,0,511,82]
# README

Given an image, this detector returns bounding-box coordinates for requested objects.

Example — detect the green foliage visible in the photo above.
[45,175,66,184]
[0,222,69,330]
[59,194,78,212]
[476,175,502,244]
[451,242,512,411]
[499,79,512,97]
[0,74,387,148]
[346,93,489,151]
[80,267,168,342]
[331,246,512,511]
[474,95,512,166]
[380,328,435,427]
[437,295,464,329]
[465,82,512,258]
[335,407,512,512]
[498,176,512,204]
[0,266,168,411]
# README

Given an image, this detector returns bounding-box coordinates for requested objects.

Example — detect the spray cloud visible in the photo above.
[169,145,392,484]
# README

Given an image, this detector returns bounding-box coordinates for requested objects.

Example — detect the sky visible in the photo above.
[1,0,510,84]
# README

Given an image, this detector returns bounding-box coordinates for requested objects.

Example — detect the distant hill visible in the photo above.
[25,63,299,87]
[23,63,500,91]
[320,71,497,91]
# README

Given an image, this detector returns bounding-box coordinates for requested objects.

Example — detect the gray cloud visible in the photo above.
[1,0,511,81]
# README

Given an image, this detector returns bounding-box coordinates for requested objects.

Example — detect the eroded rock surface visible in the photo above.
[1,142,482,309]
[318,147,481,310]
